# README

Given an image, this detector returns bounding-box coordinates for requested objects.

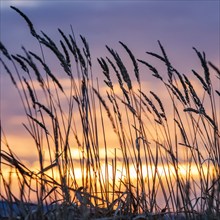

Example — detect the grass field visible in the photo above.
[0,6,219,219]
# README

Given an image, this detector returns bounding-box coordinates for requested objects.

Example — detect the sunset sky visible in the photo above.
[0,0,220,165]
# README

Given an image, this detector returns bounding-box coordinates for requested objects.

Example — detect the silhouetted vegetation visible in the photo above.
[0,6,219,219]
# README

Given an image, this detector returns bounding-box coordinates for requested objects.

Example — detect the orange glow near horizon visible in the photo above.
[0,159,215,202]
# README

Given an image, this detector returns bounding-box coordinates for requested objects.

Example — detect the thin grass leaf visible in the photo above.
[69,34,78,63]
[140,91,162,124]
[150,91,166,120]
[0,151,32,178]
[157,40,173,81]
[106,45,132,90]
[58,28,76,59]
[60,40,71,66]
[193,47,211,91]
[34,101,55,119]
[173,69,189,103]
[93,88,117,133]
[166,82,187,105]
[203,112,218,130]
[146,51,166,62]
[106,57,122,86]
[69,36,86,70]
[98,57,113,89]
[208,61,220,78]
[23,77,35,107]
[184,108,217,129]
[27,114,49,135]
[0,41,11,60]
[29,51,64,92]
[138,59,163,81]
[22,123,40,146]
[121,86,131,105]
[18,47,44,86]
[39,31,72,76]
[0,58,17,86]
[184,107,200,114]
[42,186,57,201]
[119,41,140,84]
[12,55,29,73]
[215,90,220,96]
[183,74,205,112]
[10,6,39,38]
[77,47,86,73]
[106,57,130,104]
[80,35,91,66]
[37,162,57,175]
[121,100,137,116]
[192,69,210,94]
[174,119,187,144]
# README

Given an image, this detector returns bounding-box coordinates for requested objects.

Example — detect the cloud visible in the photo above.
[1,0,41,9]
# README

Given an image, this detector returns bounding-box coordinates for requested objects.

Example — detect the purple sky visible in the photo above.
[0,0,220,162]
[1,1,219,60]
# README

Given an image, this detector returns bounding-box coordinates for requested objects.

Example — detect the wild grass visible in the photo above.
[0,6,219,219]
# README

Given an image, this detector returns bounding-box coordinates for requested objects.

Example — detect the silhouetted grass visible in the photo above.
[0,6,219,220]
